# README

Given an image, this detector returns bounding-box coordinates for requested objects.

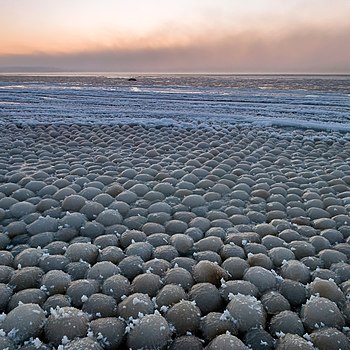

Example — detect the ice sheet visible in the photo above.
[0,74,349,132]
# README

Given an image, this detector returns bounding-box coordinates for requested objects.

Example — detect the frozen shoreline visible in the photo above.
[1,74,350,132]
[0,124,350,349]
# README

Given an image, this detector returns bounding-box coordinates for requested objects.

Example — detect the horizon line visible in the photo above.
[1,69,350,76]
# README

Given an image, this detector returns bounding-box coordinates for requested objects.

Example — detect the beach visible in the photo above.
[1,0,350,345]
[0,122,350,349]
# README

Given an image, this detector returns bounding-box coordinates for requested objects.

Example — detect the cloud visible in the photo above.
[1,23,350,73]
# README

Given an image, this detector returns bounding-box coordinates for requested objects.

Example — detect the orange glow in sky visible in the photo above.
[1,0,350,72]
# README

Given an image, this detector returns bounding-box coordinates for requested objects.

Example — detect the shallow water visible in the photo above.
[0,74,350,131]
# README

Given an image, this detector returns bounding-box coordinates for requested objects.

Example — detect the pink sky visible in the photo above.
[1,0,350,73]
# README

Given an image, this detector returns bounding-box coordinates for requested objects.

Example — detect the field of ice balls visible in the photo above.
[0,123,350,349]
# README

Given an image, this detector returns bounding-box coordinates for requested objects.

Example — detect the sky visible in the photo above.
[1,0,350,73]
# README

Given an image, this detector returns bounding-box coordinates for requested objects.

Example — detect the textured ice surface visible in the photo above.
[1,74,350,132]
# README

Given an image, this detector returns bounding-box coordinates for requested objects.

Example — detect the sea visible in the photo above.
[0,73,350,132]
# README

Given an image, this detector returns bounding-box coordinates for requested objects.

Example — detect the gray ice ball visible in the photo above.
[44,306,89,346]
[226,293,266,333]
[127,314,171,350]
[2,303,46,343]
[301,296,345,332]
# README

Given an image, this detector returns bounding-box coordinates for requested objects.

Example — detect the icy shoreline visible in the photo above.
[1,74,350,132]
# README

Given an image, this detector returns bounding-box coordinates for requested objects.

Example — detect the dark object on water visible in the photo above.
[128,77,137,81]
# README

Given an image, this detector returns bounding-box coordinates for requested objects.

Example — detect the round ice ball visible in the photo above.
[127,314,171,350]
[226,293,266,333]
[301,296,345,332]
[2,303,46,343]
